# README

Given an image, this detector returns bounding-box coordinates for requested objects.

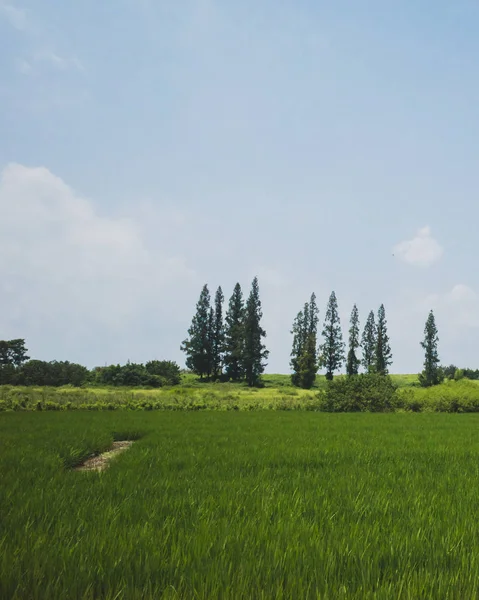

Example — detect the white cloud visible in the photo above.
[0,1,28,31]
[0,164,198,365]
[393,226,443,267]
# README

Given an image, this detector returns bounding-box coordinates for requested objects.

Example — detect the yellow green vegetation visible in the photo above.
[1,374,478,412]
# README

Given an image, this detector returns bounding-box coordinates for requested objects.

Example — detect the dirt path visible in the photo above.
[74,441,134,472]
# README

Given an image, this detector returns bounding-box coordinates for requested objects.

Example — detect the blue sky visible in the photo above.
[1,0,479,373]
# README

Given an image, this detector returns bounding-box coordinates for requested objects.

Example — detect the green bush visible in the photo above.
[322,374,398,412]
[398,379,479,413]
[145,360,181,385]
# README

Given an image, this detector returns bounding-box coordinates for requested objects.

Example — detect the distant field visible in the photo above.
[182,373,421,389]
[2,412,479,599]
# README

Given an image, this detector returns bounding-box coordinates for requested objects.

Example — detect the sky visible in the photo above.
[1,0,479,374]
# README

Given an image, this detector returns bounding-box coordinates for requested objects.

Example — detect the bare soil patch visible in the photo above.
[74,441,134,472]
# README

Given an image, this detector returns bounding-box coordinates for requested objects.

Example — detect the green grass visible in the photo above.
[2,411,479,598]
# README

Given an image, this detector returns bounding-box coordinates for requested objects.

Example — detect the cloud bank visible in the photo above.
[0,163,198,365]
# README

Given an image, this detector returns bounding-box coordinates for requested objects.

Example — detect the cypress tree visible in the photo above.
[375,304,392,375]
[298,332,318,389]
[308,293,319,337]
[243,277,269,387]
[419,310,443,387]
[290,303,309,386]
[211,286,225,379]
[290,293,319,388]
[361,310,377,373]
[207,306,214,378]
[319,291,345,381]
[346,304,361,376]
[224,283,245,381]
[180,284,212,379]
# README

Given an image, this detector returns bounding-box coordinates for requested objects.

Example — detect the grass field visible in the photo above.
[2,411,479,598]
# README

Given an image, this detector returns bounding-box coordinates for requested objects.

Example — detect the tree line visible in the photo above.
[0,339,181,387]
[0,289,464,391]
[290,292,393,388]
[181,277,269,387]
[182,282,450,390]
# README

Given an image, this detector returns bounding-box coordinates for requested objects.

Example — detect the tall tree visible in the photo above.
[298,331,318,389]
[0,339,29,366]
[211,286,225,379]
[375,304,392,375]
[224,283,245,381]
[290,293,319,388]
[207,306,214,378]
[361,311,377,373]
[180,284,212,379]
[243,277,269,387]
[319,291,345,381]
[419,310,443,387]
[308,293,319,337]
[290,303,309,386]
[346,304,361,376]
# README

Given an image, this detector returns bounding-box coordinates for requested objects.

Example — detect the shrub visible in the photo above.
[322,374,398,412]
[94,362,180,387]
[145,361,182,385]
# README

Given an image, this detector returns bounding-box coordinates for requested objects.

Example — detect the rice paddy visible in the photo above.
[2,411,479,598]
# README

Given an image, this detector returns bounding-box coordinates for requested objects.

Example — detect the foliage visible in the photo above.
[319,291,345,380]
[375,304,393,375]
[5,412,479,598]
[297,333,318,390]
[2,375,479,412]
[20,360,89,387]
[181,284,212,379]
[463,368,479,380]
[0,360,89,387]
[94,361,181,387]
[223,283,245,381]
[145,360,182,385]
[0,384,320,412]
[0,338,29,367]
[419,310,443,387]
[290,305,307,386]
[442,364,458,379]
[0,359,182,389]
[322,373,399,412]
[243,277,269,387]
[346,304,361,376]
[397,379,479,412]
[361,311,377,373]
[211,286,225,379]
[290,293,318,388]
[442,365,479,381]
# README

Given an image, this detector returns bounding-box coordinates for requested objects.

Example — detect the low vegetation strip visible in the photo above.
[2,412,479,599]
[1,377,479,412]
